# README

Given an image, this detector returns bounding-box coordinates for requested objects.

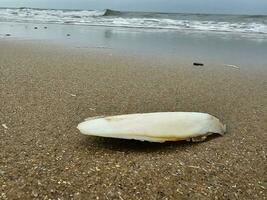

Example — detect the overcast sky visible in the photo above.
[0,0,266,15]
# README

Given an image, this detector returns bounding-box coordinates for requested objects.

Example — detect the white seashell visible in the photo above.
[77,112,226,143]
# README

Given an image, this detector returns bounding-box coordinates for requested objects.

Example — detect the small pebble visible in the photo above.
[0,169,5,175]
[31,190,38,197]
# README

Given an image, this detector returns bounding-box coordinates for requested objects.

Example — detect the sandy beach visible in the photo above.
[0,40,266,199]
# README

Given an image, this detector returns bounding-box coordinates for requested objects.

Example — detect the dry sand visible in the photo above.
[0,40,266,199]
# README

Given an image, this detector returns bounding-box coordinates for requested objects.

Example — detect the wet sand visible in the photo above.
[0,40,266,199]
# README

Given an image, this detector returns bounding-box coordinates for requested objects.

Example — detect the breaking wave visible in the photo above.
[0,7,267,35]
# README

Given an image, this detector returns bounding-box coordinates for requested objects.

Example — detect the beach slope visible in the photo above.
[0,40,266,199]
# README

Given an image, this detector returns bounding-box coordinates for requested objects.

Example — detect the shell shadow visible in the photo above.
[80,136,202,153]
[204,133,222,142]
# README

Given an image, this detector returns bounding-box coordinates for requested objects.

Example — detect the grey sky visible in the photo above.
[0,0,266,15]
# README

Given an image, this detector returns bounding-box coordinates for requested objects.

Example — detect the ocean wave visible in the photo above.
[103,9,121,16]
[0,7,267,35]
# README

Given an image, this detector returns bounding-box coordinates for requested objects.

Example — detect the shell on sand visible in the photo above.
[77,112,226,143]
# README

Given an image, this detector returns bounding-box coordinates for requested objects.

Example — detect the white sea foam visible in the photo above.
[0,8,267,35]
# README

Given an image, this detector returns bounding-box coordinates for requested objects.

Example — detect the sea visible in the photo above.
[0,7,267,66]
[0,7,267,35]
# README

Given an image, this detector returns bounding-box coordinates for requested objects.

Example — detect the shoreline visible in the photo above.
[0,39,266,199]
[1,21,267,68]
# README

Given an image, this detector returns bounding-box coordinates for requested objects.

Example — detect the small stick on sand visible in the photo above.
[2,124,8,129]
[193,62,204,66]
[64,91,77,97]
[188,165,208,172]
[224,64,240,69]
